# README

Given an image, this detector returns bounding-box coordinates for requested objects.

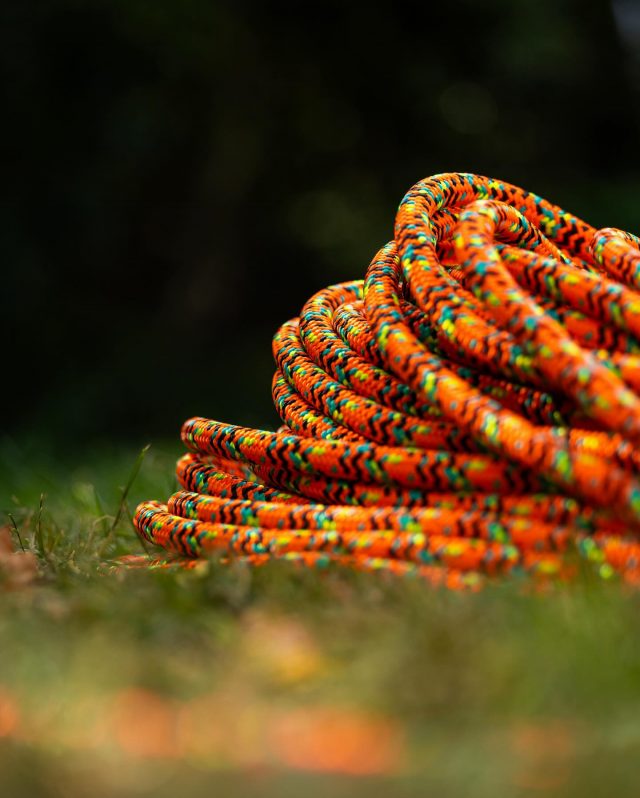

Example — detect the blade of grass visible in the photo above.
[100,444,151,555]
[7,513,25,552]
[35,494,46,560]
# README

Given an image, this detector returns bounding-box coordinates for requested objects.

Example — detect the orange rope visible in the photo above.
[133,172,640,588]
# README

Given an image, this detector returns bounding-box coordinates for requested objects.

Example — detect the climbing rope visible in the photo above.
[132,172,640,588]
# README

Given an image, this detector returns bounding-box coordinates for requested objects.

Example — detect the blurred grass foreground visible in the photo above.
[2,443,640,798]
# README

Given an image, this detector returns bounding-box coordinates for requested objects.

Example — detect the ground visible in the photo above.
[1,440,640,797]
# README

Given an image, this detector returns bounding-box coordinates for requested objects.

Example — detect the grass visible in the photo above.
[2,436,640,797]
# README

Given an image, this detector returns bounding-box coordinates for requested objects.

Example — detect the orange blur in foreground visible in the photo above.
[0,684,405,777]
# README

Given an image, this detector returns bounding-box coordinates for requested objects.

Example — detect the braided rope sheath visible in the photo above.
[133,172,640,589]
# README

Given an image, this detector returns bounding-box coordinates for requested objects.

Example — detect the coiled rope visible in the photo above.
[132,172,640,589]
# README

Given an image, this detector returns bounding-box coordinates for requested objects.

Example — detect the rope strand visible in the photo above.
[133,172,640,587]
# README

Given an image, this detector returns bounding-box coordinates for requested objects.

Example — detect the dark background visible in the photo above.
[3,0,640,452]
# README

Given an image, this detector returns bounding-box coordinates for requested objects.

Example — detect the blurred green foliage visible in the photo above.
[2,0,639,449]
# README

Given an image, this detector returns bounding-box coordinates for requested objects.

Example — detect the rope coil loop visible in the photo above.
[133,172,640,588]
